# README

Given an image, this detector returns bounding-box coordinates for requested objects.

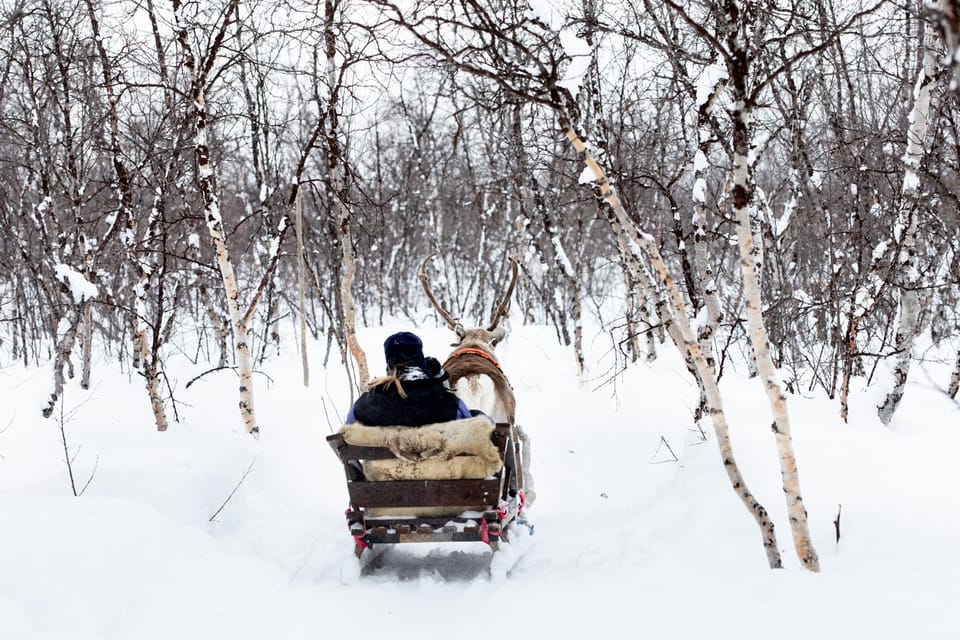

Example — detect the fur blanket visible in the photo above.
[338,415,501,518]
[338,415,501,481]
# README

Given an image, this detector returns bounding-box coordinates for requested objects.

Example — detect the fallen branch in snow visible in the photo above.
[650,436,679,464]
[834,504,842,545]
[209,456,257,522]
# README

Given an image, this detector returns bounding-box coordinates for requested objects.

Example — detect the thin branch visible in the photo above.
[209,456,257,522]
[751,1,888,100]
[78,455,99,496]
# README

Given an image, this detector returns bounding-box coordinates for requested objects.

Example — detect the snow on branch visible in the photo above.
[54,264,98,304]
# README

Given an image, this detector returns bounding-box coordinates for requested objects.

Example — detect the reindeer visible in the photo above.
[419,254,535,504]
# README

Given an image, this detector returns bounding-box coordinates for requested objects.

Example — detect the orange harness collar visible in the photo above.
[443,348,512,389]
[445,347,501,367]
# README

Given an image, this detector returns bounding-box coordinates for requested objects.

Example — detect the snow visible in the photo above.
[902,169,920,194]
[578,165,595,185]
[558,31,591,98]
[695,63,727,107]
[1,320,958,638]
[809,170,824,189]
[526,0,562,29]
[527,0,591,98]
[692,177,707,204]
[54,263,98,303]
[205,203,222,233]
[779,197,796,237]
[693,149,708,172]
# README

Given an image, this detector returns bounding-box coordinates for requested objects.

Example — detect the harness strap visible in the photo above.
[443,348,513,390]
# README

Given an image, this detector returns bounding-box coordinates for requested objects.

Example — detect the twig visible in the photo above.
[834,504,842,545]
[0,412,12,460]
[0,412,12,435]
[320,395,336,434]
[56,398,78,497]
[161,370,181,423]
[185,365,236,389]
[209,456,257,522]
[79,455,99,496]
[649,435,679,464]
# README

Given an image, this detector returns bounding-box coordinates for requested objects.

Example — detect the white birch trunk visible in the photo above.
[730,103,819,572]
[174,0,257,435]
[619,258,650,362]
[86,0,169,432]
[948,350,960,398]
[295,189,310,387]
[136,196,169,432]
[562,120,784,569]
[840,235,892,421]
[691,72,725,396]
[878,45,938,425]
[209,205,258,435]
[79,302,93,389]
[43,311,81,418]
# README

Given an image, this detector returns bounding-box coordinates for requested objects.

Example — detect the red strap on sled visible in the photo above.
[347,507,368,549]
[481,517,502,544]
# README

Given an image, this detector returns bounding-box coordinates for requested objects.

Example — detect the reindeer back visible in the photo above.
[443,347,515,424]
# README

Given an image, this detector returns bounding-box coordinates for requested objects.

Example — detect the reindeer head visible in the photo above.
[419,254,520,354]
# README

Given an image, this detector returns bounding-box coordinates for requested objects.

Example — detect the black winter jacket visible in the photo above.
[347,360,466,426]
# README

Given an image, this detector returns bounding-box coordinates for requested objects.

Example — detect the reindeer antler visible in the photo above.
[419,254,465,336]
[487,255,520,331]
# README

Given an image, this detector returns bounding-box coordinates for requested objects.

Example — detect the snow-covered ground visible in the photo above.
[1,320,958,639]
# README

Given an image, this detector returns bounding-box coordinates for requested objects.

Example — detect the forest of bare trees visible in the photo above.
[1,0,959,565]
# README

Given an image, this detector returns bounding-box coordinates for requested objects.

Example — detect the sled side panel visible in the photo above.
[347,478,501,508]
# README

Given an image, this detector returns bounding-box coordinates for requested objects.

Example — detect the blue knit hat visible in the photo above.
[383,331,425,369]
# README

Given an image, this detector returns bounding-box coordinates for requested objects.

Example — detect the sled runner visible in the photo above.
[326,416,531,579]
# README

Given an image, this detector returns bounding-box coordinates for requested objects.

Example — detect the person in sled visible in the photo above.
[346,331,481,426]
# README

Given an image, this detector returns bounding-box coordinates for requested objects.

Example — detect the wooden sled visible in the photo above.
[326,419,530,579]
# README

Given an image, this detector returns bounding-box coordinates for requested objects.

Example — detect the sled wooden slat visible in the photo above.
[370,529,488,544]
[347,478,501,508]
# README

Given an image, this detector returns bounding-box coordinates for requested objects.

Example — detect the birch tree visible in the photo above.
[877,40,940,425]
[714,4,819,571]
[368,0,786,569]
[83,0,170,431]
[658,0,872,572]
[172,0,260,434]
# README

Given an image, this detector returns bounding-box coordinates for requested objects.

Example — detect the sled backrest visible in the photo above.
[326,422,514,511]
